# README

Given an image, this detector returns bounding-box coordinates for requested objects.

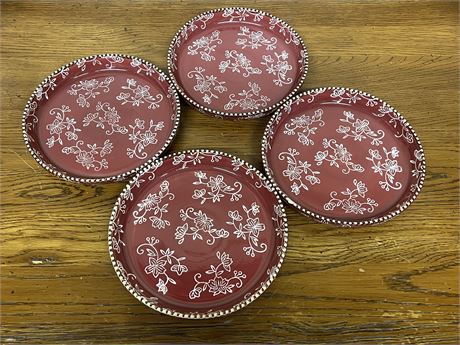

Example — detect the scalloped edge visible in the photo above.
[22,53,181,184]
[261,86,426,227]
[108,148,289,318]
[167,7,309,119]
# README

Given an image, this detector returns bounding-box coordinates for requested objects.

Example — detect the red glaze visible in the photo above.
[263,88,425,225]
[168,8,307,118]
[109,150,287,317]
[23,55,180,182]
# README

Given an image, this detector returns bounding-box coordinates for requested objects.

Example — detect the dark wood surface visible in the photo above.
[1,1,459,344]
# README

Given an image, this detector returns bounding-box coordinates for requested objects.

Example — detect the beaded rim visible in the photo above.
[261,87,426,227]
[167,7,309,119]
[21,53,181,184]
[108,149,289,318]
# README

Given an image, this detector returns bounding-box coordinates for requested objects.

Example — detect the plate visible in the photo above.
[262,87,426,226]
[168,7,308,119]
[108,149,288,318]
[23,54,181,183]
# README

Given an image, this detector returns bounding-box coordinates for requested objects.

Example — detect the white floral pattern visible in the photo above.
[366,147,403,191]
[45,105,81,148]
[224,82,270,111]
[62,139,113,171]
[273,204,286,241]
[373,105,414,144]
[268,17,300,45]
[127,118,165,159]
[67,76,114,108]
[132,180,175,228]
[111,220,125,254]
[172,151,222,168]
[137,236,188,295]
[45,105,113,171]
[222,8,264,22]
[261,51,292,86]
[130,57,160,76]
[187,67,227,105]
[226,202,267,257]
[188,30,222,61]
[337,111,385,146]
[219,50,262,77]
[410,149,424,192]
[278,148,321,195]
[175,208,229,245]
[315,138,365,174]
[324,179,378,214]
[76,56,124,71]
[283,108,325,146]
[192,171,242,204]
[231,157,256,178]
[36,69,69,101]
[82,102,128,135]
[236,26,277,50]
[330,89,379,107]
[188,251,246,299]
[116,79,164,109]
[170,13,215,70]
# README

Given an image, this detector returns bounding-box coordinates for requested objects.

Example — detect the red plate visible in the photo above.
[262,87,426,226]
[108,150,288,318]
[22,54,180,183]
[168,7,308,119]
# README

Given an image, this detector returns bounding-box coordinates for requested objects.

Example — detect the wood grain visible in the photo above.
[1,0,459,344]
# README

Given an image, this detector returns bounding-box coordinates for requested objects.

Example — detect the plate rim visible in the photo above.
[261,86,427,227]
[22,53,181,184]
[108,148,289,318]
[167,7,309,119]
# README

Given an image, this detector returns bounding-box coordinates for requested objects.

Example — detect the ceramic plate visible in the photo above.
[23,54,180,183]
[262,87,426,226]
[108,149,288,318]
[168,7,308,119]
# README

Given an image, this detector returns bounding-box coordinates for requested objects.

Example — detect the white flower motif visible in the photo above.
[324,179,378,214]
[224,82,270,111]
[116,78,164,109]
[45,105,80,148]
[187,67,227,105]
[261,51,293,86]
[219,50,262,77]
[235,26,277,50]
[188,30,223,61]
[366,147,403,191]
[188,251,246,299]
[175,208,229,245]
[278,148,321,195]
[61,139,112,171]
[192,171,242,204]
[226,203,267,257]
[132,181,175,228]
[284,108,325,146]
[137,236,188,295]
[82,102,128,135]
[126,119,164,159]
[67,76,114,108]
[315,138,365,174]
[337,110,385,146]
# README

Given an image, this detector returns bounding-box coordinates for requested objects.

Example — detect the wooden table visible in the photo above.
[1,1,459,344]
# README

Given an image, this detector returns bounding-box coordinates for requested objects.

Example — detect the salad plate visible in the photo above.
[262,87,426,226]
[168,7,308,119]
[108,149,288,318]
[23,54,180,183]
